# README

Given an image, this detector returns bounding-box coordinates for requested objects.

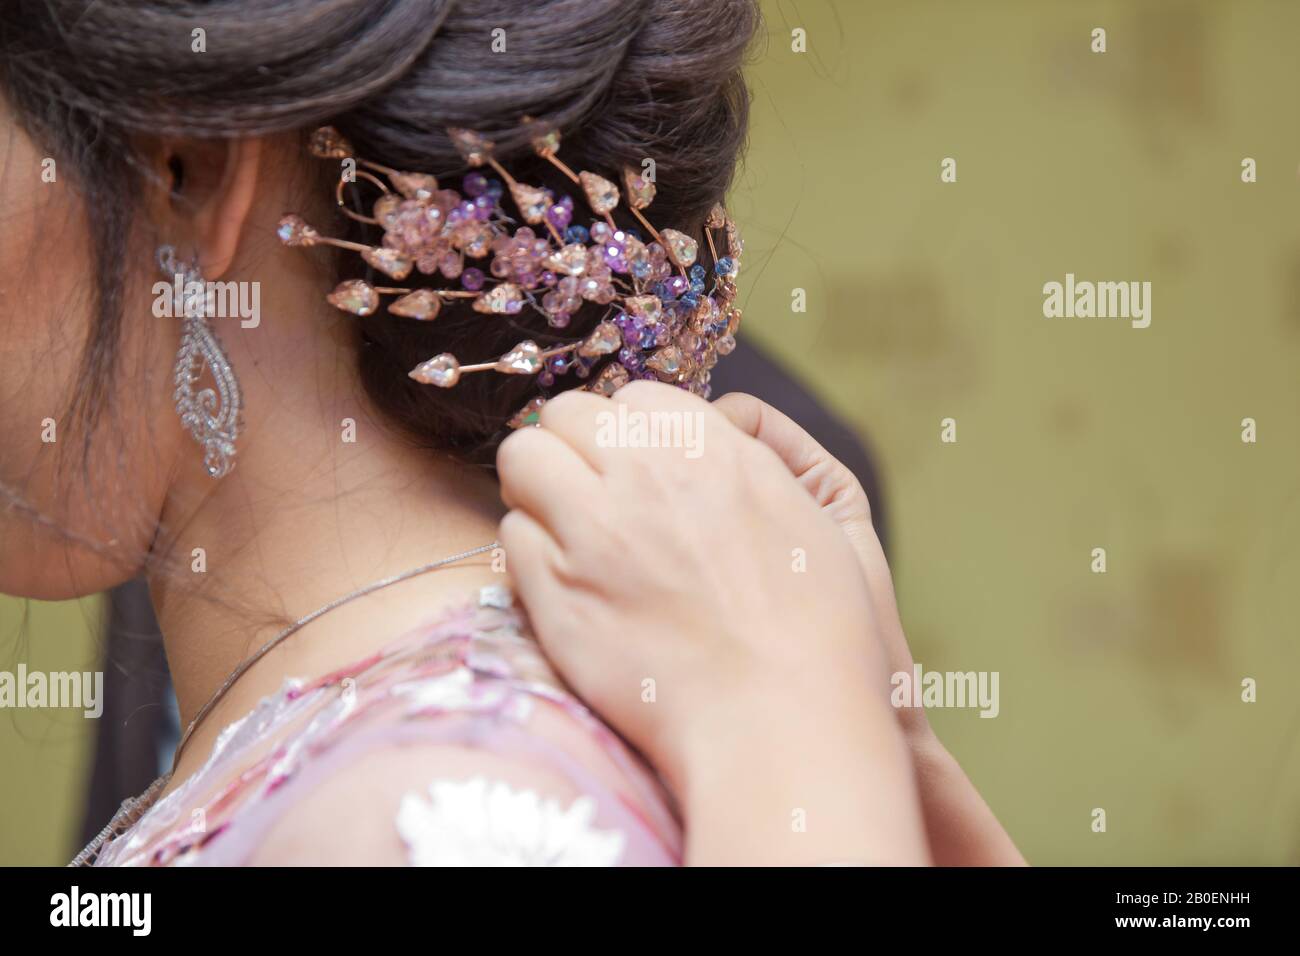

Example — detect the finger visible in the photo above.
[536,388,619,473]
[497,425,603,544]
[614,378,716,413]
[600,379,727,471]
[493,509,556,606]
[496,508,571,660]
[712,392,871,522]
[540,381,718,473]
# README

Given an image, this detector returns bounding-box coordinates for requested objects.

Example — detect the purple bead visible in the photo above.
[667,275,689,298]
[548,312,571,329]
[461,267,485,291]
[464,172,489,197]
[541,271,557,287]
[473,195,495,219]
[545,196,573,231]
[538,371,555,387]
[604,245,627,270]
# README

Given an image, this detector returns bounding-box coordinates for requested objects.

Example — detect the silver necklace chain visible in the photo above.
[71,539,500,867]
[169,539,500,775]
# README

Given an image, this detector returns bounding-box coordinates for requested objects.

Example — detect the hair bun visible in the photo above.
[0,0,760,464]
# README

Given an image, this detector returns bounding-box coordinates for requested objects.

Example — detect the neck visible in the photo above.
[146,246,506,774]
[150,428,503,727]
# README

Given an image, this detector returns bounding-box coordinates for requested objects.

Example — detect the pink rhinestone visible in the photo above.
[409,353,460,387]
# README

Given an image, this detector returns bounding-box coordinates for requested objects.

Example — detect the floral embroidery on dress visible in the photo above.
[396,776,626,866]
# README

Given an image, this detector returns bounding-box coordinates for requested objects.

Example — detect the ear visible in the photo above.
[163,138,263,280]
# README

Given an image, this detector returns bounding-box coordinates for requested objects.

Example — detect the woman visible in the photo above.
[0,0,1020,865]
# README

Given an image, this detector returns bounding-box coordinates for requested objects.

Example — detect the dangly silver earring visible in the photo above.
[158,245,242,479]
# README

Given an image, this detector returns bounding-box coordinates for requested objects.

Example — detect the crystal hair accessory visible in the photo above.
[158,245,242,478]
[277,123,743,427]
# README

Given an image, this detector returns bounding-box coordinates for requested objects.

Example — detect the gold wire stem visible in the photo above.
[481,157,566,244]
[374,287,479,299]
[457,343,577,376]
[485,157,519,188]
[314,235,372,254]
[630,208,664,245]
[624,208,687,276]
[335,169,390,224]
[358,158,402,179]
[540,152,581,184]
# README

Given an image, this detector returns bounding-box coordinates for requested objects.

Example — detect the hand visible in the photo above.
[496,381,899,793]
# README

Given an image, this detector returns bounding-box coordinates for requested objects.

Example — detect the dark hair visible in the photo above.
[0,0,758,464]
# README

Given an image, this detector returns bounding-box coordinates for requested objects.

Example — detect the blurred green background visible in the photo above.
[4,0,1299,864]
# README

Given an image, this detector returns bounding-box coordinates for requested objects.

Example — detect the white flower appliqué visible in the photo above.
[395,776,626,866]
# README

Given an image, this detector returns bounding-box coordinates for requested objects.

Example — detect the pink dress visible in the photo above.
[88,586,682,866]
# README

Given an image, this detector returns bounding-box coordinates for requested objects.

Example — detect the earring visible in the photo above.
[158,245,242,479]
